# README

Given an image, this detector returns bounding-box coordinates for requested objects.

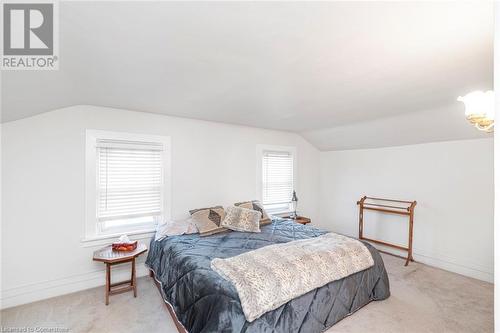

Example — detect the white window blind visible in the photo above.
[262,150,294,211]
[96,139,164,228]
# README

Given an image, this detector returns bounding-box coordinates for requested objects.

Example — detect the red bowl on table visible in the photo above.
[112,240,138,252]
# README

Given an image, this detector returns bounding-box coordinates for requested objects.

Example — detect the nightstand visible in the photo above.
[93,243,147,305]
[291,216,311,225]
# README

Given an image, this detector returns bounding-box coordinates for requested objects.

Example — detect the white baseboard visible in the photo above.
[0,262,150,310]
[413,250,493,283]
[1,234,493,310]
[370,243,493,283]
[319,225,494,283]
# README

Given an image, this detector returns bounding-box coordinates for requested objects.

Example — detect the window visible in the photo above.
[85,130,171,240]
[257,145,296,214]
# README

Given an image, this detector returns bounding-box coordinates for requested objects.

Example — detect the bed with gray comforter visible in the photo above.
[146,219,390,333]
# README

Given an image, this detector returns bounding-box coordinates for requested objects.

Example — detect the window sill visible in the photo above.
[81,228,156,248]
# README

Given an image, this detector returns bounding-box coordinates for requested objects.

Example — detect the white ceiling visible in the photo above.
[1,1,493,150]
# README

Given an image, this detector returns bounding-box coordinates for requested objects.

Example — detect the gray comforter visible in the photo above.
[146,219,390,333]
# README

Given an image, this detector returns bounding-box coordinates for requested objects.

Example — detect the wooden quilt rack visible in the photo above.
[357,196,417,266]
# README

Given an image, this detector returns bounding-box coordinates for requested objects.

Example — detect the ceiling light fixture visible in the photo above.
[457,90,494,132]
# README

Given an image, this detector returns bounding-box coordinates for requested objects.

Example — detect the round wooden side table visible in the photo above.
[93,243,147,305]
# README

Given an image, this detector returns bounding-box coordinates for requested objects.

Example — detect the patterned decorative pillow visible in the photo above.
[221,206,261,233]
[189,206,227,236]
[234,200,271,226]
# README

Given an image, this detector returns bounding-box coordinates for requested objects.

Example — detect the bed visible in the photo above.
[146,219,390,333]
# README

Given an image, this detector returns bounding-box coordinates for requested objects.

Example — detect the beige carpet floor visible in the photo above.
[1,254,493,333]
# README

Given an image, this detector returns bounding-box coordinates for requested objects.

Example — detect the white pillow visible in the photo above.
[155,218,198,241]
[221,206,261,233]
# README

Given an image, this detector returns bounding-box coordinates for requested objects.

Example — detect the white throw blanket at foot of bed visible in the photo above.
[211,233,374,322]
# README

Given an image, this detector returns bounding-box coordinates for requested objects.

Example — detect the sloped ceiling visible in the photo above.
[1,1,493,150]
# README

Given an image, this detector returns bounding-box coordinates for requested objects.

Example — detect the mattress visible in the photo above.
[145,219,390,333]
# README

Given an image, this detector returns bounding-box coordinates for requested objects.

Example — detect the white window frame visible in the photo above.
[83,130,171,243]
[256,144,297,215]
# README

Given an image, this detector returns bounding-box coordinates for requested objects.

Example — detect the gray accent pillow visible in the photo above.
[221,206,261,233]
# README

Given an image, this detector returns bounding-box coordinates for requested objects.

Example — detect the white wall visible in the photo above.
[1,105,320,308]
[1,104,493,309]
[319,138,494,282]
